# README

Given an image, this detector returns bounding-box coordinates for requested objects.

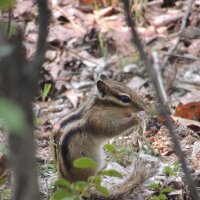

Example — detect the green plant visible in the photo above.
[0,98,27,136]
[164,161,181,177]
[148,162,180,200]
[42,83,52,101]
[0,188,12,200]
[52,144,123,200]
[0,0,15,9]
[104,143,137,166]
[0,0,17,38]
[34,116,41,126]
[98,31,108,57]
[0,179,13,200]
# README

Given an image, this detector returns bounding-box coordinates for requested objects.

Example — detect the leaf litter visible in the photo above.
[0,0,200,199]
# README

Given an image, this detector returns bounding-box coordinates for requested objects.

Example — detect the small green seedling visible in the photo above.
[149,162,180,199]
[42,83,52,101]
[52,144,123,200]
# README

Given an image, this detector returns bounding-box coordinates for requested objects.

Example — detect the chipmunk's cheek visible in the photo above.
[131,113,143,124]
[124,113,132,118]
[120,113,139,125]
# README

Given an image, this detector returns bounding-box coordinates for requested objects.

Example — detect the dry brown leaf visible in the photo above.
[172,116,200,132]
[182,27,200,39]
[188,39,200,57]
[110,28,136,56]
[36,147,51,162]
[65,89,83,108]
[48,25,82,45]
[174,102,200,122]
[156,26,168,34]
[94,6,121,18]
[126,76,147,91]
[174,91,200,105]
[150,13,183,27]
[79,0,119,7]
[14,0,34,20]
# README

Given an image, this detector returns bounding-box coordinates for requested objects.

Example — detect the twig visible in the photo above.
[164,52,197,60]
[6,8,12,37]
[122,1,200,199]
[163,0,195,66]
[30,0,50,85]
[152,52,168,104]
[0,1,50,200]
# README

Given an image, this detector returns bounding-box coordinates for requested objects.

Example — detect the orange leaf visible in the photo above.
[174,102,200,122]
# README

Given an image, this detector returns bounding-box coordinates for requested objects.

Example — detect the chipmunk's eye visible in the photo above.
[119,95,131,103]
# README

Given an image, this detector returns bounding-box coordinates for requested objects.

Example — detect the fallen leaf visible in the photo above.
[171,116,200,132]
[65,89,83,108]
[174,102,200,122]
[150,12,183,27]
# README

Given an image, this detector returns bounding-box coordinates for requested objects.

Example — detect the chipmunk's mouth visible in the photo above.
[137,111,146,116]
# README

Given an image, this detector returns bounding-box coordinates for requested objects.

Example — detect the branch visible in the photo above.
[0,1,50,200]
[30,0,50,85]
[163,0,195,66]
[152,52,168,104]
[122,1,200,199]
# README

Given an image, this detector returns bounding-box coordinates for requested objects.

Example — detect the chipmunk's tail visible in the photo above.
[90,155,158,200]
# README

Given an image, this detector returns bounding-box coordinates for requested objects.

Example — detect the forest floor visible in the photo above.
[0,0,200,199]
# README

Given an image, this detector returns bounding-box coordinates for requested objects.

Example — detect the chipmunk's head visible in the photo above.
[95,74,145,117]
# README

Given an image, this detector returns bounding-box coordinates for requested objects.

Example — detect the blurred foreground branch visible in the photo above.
[0,1,50,200]
[122,0,199,199]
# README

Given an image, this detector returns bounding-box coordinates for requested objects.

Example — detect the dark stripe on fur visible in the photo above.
[60,111,82,128]
[95,99,126,107]
[61,127,82,170]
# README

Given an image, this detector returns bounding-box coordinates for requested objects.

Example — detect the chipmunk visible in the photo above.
[54,74,158,199]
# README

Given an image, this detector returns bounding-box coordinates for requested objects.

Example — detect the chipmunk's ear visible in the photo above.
[97,80,107,97]
[99,74,109,81]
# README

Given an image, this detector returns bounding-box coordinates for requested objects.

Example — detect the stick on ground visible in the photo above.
[122,1,200,199]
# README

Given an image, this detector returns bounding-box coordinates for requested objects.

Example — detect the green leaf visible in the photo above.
[48,140,56,147]
[104,144,116,153]
[74,181,87,192]
[87,176,95,182]
[95,185,109,196]
[94,176,101,186]
[119,146,133,154]
[63,198,76,200]
[73,157,97,169]
[0,22,17,38]
[148,183,160,190]
[173,161,180,171]
[100,170,122,178]
[0,0,15,9]
[55,179,71,188]
[34,117,40,126]
[0,179,6,186]
[152,196,159,200]
[53,189,75,200]
[161,187,174,194]
[160,194,167,200]
[0,98,27,136]
[164,166,172,175]
[42,83,52,101]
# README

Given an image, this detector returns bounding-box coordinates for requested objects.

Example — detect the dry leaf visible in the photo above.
[172,116,200,132]
[174,102,200,122]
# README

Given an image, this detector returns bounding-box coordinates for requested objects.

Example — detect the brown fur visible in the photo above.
[54,75,158,199]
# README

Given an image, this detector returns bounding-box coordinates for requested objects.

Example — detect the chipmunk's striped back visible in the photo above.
[55,74,151,184]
